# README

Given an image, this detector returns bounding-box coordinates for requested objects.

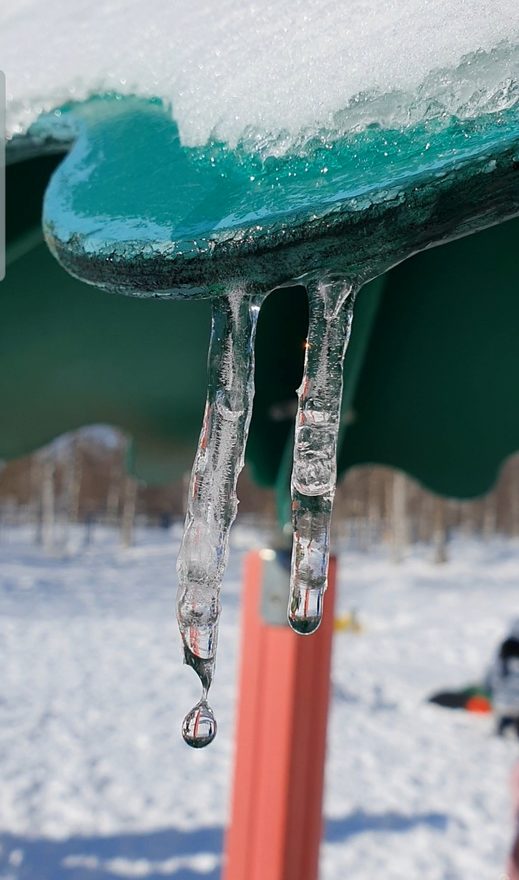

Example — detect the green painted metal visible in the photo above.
[2,95,519,500]
[8,94,516,298]
[2,157,307,483]
[340,216,519,498]
[1,238,209,482]
[3,158,209,481]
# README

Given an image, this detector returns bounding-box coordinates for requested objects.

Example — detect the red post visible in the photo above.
[223,550,336,880]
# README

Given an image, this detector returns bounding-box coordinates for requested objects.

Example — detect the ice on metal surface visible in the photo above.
[176,290,262,746]
[1,0,518,148]
[289,279,356,634]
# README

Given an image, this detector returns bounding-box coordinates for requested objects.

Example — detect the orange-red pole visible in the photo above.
[224,550,336,880]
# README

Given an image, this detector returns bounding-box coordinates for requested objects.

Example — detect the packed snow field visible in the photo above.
[0,523,518,879]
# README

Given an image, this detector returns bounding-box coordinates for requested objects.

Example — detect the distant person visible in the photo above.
[159,511,172,530]
[488,620,519,737]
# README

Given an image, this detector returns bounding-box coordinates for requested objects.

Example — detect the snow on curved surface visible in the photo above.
[0,0,518,148]
[0,524,517,879]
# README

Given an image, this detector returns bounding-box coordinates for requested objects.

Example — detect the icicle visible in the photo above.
[288,278,357,634]
[177,289,263,747]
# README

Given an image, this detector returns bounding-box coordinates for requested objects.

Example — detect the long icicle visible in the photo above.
[177,289,263,747]
[288,278,357,634]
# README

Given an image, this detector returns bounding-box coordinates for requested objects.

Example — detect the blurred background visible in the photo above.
[3,429,519,560]
[1,434,519,879]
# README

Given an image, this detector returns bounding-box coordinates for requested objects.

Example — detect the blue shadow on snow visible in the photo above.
[0,826,223,880]
[0,810,448,878]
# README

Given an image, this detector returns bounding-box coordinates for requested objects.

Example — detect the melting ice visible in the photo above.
[1,0,518,145]
[176,291,262,745]
[3,0,518,746]
[177,278,360,743]
[289,280,356,635]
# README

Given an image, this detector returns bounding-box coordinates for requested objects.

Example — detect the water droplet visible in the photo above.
[182,699,217,749]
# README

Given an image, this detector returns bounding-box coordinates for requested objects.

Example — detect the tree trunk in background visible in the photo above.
[511,483,519,537]
[482,494,497,541]
[121,476,138,548]
[432,496,448,564]
[106,466,122,525]
[66,439,82,524]
[41,458,55,553]
[391,471,408,564]
[367,468,382,547]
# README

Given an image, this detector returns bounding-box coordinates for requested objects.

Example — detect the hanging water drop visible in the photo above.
[177,288,263,747]
[288,278,357,635]
[182,697,217,749]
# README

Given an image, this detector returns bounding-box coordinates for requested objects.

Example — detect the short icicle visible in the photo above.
[177,289,263,747]
[288,277,357,634]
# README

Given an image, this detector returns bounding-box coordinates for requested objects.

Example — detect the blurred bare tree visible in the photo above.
[2,427,519,559]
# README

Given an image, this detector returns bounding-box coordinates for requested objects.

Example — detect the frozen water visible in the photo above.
[176,290,262,745]
[3,0,519,745]
[1,0,518,147]
[181,699,217,748]
[289,279,356,634]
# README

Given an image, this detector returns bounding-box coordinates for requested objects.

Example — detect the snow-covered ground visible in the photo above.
[0,523,518,879]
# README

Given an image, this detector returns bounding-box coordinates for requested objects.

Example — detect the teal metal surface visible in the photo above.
[6,94,517,298]
[3,93,519,501]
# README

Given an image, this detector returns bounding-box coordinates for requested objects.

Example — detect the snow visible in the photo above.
[0,523,518,879]
[1,0,518,146]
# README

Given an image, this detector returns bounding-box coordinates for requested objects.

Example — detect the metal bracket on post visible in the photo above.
[259,548,291,626]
